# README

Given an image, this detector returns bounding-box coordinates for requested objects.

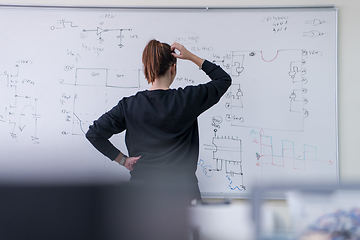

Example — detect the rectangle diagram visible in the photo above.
[75,68,140,88]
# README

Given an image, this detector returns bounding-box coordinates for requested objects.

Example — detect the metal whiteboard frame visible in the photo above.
[0,4,339,199]
[0,4,336,10]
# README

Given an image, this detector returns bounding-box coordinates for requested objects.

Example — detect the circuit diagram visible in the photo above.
[0,62,40,144]
[215,49,309,131]
[81,26,132,48]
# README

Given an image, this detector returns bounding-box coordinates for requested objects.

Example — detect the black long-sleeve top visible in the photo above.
[86,60,231,184]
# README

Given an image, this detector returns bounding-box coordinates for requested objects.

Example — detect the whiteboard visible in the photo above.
[0,6,338,197]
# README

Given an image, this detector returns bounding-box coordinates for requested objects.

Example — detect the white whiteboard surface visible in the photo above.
[0,6,338,196]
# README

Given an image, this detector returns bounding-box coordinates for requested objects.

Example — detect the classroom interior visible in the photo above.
[0,0,359,239]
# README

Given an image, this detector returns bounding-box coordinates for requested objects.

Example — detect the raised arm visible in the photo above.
[171,42,204,68]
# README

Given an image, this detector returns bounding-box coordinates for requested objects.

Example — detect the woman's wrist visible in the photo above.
[119,154,128,165]
[114,153,128,166]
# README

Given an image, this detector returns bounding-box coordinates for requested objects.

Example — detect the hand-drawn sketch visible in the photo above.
[174,32,200,44]
[60,67,142,135]
[303,18,328,38]
[200,128,246,192]
[215,49,309,131]
[305,19,327,26]
[303,30,326,38]
[261,15,289,33]
[0,7,338,195]
[81,26,132,48]
[0,63,40,143]
[50,19,78,30]
[252,129,333,175]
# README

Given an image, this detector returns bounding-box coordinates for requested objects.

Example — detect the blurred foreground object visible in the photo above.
[0,182,189,240]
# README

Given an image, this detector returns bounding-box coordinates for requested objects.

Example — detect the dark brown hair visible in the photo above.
[142,39,177,84]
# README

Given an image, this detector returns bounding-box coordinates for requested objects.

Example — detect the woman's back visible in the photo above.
[95,60,231,183]
[86,40,231,201]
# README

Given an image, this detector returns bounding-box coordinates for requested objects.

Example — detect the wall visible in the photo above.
[0,0,359,184]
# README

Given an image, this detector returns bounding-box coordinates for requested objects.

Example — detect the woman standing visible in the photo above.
[86,39,231,202]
